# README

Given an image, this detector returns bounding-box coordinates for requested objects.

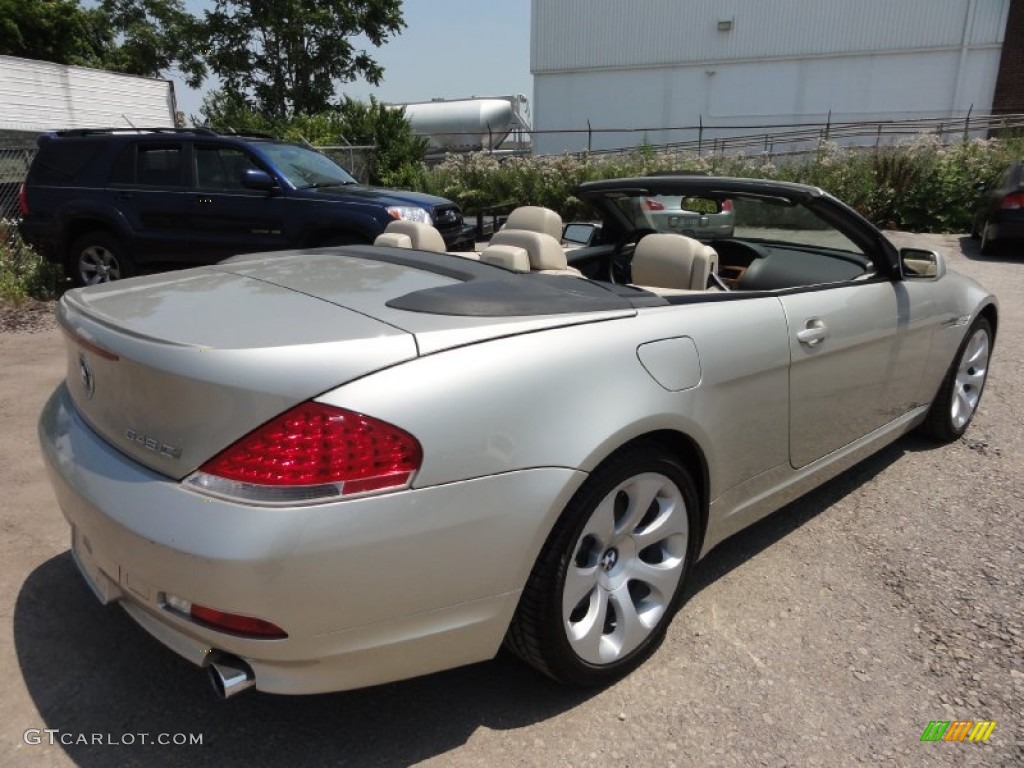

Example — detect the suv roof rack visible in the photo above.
[211,128,278,139]
[54,127,220,137]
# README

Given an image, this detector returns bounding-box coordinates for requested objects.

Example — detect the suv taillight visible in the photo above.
[186,403,422,504]
[1001,192,1024,210]
[721,199,734,212]
[17,183,28,216]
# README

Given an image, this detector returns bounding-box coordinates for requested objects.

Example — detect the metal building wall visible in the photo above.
[0,56,177,134]
[531,0,1010,153]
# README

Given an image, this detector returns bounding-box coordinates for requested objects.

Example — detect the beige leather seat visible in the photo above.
[630,233,719,293]
[373,232,413,248]
[501,206,563,241]
[479,244,530,271]
[488,229,583,276]
[374,220,446,252]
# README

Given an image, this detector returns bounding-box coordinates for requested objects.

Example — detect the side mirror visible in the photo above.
[900,247,944,279]
[242,169,278,192]
[562,222,600,247]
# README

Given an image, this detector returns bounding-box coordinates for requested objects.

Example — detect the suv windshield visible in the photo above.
[258,143,357,189]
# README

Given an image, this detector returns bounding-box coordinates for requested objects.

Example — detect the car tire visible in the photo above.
[921,316,993,443]
[979,221,998,255]
[969,214,981,240]
[505,444,699,686]
[67,232,134,287]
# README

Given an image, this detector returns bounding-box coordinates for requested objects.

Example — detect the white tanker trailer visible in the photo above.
[394,95,531,155]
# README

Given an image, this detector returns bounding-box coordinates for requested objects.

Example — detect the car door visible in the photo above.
[108,141,190,261]
[725,196,938,470]
[780,279,936,468]
[187,143,291,261]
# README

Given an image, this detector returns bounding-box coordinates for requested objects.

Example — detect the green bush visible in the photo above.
[415,135,1024,233]
[197,93,427,186]
[0,234,64,303]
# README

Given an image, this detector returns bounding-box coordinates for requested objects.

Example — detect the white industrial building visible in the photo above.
[530,0,1014,154]
[0,55,177,139]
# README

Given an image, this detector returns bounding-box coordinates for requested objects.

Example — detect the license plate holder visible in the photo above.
[71,526,123,605]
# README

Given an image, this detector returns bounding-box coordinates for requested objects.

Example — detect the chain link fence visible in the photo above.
[0,146,35,256]
[529,112,1024,159]
[315,145,376,184]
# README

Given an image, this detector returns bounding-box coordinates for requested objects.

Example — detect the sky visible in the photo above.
[172,0,533,121]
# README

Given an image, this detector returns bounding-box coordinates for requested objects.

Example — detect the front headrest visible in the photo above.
[382,220,446,253]
[373,232,413,248]
[479,244,530,271]
[632,233,716,290]
[489,229,567,271]
[503,206,563,241]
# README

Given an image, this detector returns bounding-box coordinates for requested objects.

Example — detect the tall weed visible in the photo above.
[417,136,1024,232]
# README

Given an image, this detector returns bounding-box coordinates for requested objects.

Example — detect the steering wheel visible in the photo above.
[608,227,658,283]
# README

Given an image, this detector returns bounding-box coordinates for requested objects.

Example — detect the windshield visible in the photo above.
[258,143,357,188]
[608,191,861,254]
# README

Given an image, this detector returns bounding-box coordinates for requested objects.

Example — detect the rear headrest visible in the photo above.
[373,232,413,248]
[503,206,563,241]
[489,229,567,271]
[479,244,530,271]
[381,220,446,253]
[631,233,718,291]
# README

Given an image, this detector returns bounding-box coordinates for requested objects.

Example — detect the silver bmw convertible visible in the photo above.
[38,176,997,698]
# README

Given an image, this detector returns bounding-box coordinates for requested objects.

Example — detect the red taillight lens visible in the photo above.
[190,604,288,639]
[643,198,666,211]
[1001,192,1024,210]
[721,199,734,212]
[189,403,422,503]
[18,183,29,216]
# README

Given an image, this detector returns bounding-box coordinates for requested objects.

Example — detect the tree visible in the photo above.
[203,0,405,121]
[333,97,427,185]
[98,0,206,87]
[0,0,205,85]
[0,0,110,68]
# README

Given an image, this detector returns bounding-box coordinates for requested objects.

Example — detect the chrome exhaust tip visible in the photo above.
[208,655,255,699]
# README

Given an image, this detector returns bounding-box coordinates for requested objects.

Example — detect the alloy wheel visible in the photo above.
[79,245,122,284]
[951,328,990,431]
[562,471,688,665]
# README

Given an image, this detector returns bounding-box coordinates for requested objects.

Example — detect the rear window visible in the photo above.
[109,143,185,186]
[29,141,105,183]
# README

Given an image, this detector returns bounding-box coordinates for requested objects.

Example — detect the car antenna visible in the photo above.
[122,114,140,132]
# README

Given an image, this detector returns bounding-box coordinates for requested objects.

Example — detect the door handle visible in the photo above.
[115,191,133,200]
[797,319,829,347]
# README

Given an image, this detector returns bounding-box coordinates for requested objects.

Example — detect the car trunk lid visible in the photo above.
[58,267,421,479]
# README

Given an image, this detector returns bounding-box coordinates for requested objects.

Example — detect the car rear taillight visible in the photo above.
[186,403,422,504]
[1001,192,1024,210]
[643,199,666,211]
[721,199,734,212]
[17,183,29,216]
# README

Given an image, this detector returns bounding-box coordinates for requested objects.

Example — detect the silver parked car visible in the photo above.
[39,176,997,698]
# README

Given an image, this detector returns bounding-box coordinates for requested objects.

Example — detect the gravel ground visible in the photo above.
[0,233,1021,767]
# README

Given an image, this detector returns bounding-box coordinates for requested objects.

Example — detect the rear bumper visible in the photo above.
[990,214,1024,243]
[17,217,60,261]
[39,383,585,694]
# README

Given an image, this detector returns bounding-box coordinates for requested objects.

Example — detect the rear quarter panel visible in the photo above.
[317,296,792,562]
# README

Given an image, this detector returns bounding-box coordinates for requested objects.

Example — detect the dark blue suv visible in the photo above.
[18,128,476,286]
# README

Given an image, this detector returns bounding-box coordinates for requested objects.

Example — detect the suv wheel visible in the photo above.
[68,232,134,286]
